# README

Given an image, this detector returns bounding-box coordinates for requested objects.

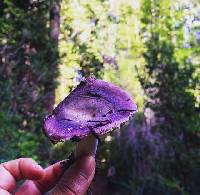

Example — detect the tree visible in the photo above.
[140,0,200,193]
[0,0,59,164]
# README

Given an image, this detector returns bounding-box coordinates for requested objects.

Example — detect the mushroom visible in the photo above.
[43,76,137,159]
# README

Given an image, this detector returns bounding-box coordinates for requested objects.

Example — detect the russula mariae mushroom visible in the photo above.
[43,76,137,158]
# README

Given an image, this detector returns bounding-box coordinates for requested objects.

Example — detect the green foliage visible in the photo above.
[0,0,57,164]
[115,175,189,195]
[138,0,200,194]
[98,1,200,194]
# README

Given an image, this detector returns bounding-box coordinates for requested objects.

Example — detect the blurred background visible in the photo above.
[0,0,200,194]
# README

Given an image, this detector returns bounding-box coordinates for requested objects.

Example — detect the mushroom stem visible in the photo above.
[75,134,98,158]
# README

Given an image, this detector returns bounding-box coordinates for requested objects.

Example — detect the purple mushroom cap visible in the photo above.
[43,77,137,143]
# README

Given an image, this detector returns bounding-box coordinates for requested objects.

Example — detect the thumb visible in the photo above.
[48,156,95,195]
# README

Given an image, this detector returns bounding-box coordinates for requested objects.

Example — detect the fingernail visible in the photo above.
[60,152,75,170]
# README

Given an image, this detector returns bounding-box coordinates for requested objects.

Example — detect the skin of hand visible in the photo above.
[0,156,95,195]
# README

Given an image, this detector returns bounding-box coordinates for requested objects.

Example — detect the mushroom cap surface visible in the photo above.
[43,77,137,142]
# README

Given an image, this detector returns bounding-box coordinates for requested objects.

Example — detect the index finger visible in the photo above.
[49,156,95,195]
[34,161,63,193]
[0,158,44,193]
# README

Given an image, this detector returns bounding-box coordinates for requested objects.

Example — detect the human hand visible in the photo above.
[0,156,95,195]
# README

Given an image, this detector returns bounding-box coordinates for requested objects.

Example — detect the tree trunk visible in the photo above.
[50,1,60,43]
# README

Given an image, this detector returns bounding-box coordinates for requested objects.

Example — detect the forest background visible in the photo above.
[0,0,200,194]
